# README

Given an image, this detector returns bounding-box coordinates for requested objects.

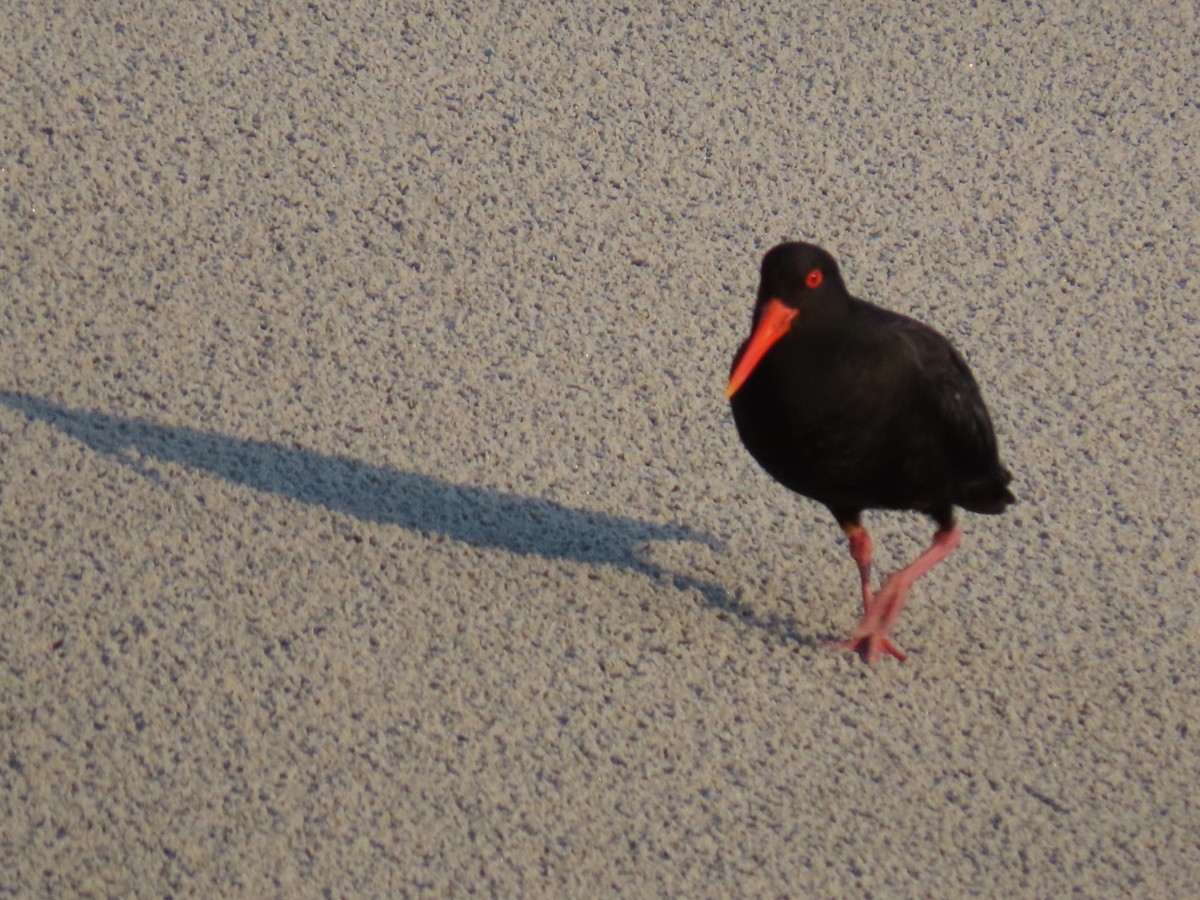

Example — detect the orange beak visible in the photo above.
[726,299,798,398]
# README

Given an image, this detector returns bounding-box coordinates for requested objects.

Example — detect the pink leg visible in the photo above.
[841,523,874,613]
[833,525,962,663]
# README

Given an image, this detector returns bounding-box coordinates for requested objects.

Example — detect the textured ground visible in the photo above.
[2,2,1198,896]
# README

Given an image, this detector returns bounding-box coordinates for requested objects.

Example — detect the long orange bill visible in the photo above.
[726,299,798,398]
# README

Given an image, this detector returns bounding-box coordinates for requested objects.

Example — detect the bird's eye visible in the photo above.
[805,269,824,289]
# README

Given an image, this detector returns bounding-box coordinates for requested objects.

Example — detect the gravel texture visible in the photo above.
[2,2,1198,896]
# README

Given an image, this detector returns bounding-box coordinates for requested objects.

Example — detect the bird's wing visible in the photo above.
[896,320,1000,465]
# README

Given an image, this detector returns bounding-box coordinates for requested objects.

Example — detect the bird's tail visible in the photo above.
[958,466,1016,515]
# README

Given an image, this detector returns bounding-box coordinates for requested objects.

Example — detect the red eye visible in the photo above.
[805,269,824,289]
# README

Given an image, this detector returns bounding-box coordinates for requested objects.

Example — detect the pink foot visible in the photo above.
[824,563,910,662]
[825,525,962,665]
[826,632,907,663]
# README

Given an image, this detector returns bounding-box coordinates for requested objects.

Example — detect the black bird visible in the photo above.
[727,242,1014,662]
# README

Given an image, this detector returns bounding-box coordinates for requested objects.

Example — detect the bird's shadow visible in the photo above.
[0,391,812,645]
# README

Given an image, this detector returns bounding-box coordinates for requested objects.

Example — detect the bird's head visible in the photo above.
[727,242,848,398]
[756,241,845,310]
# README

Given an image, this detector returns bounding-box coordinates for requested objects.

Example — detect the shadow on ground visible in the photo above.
[1,391,814,644]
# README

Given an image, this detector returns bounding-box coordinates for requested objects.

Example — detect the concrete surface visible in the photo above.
[2,2,1198,895]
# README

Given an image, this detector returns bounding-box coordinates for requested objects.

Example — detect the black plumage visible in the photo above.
[727,241,1014,662]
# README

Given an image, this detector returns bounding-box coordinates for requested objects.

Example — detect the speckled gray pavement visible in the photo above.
[3,2,1198,896]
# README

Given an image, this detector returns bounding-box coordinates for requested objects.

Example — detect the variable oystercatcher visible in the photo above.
[727,242,1014,662]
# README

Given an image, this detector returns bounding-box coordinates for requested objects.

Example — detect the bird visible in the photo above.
[726,241,1014,662]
